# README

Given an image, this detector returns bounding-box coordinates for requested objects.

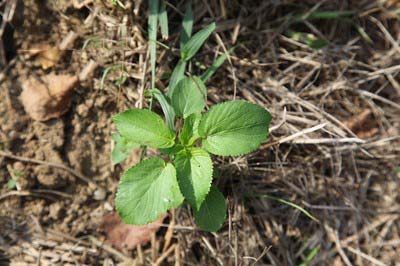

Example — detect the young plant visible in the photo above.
[112,82,272,231]
[111,2,272,232]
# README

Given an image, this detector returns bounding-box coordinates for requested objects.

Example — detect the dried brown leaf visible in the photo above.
[20,74,78,121]
[342,109,378,139]
[101,212,166,251]
[28,43,62,69]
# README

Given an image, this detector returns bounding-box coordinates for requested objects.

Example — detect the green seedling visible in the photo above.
[7,179,17,190]
[287,30,329,50]
[111,1,270,232]
[112,86,272,232]
[100,65,128,89]
[109,0,126,9]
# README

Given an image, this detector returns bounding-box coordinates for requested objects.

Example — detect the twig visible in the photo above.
[0,190,54,201]
[0,150,99,189]
[153,243,176,266]
[345,246,388,266]
[89,236,132,262]
[324,224,352,266]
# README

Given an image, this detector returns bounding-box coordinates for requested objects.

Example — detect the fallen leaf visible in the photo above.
[30,43,62,69]
[342,109,378,139]
[101,212,166,250]
[20,74,78,121]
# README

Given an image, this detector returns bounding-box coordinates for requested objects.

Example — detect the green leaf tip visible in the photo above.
[198,100,272,156]
[181,22,216,61]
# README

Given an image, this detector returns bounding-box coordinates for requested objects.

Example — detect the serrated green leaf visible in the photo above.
[180,0,193,49]
[172,77,205,118]
[198,101,271,156]
[175,147,212,210]
[116,157,183,225]
[181,22,215,61]
[158,0,168,39]
[180,113,201,145]
[201,46,235,82]
[167,59,187,97]
[194,186,226,232]
[112,109,175,148]
[111,133,140,165]
[148,89,175,130]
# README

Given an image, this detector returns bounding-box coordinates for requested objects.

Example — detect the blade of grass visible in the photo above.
[201,46,236,82]
[300,245,320,266]
[146,88,175,130]
[308,10,355,19]
[158,0,168,39]
[286,31,328,50]
[166,59,186,97]
[244,193,320,223]
[181,22,216,61]
[294,10,355,22]
[82,36,101,49]
[180,0,193,49]
[148,0,159,89]
[100,65,124,90]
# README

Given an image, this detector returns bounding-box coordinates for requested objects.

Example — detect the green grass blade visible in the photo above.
[286,31,329,50]
[147,88,175,130]
[181,22,216,61]
[167,59,186,97]
[180,0,193,49]
[308,10,355,19]
[245,193,320,223]
[294,10,355,22]
[158,0,168,39]
[201,46,235,82]
[300,245,320,266]
[101,65,124,90]
[82,36,101,49]
[148,0,159,89]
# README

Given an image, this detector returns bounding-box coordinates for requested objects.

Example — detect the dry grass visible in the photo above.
[1,0,400,265]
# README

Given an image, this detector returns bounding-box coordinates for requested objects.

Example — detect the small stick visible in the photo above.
[0,150,99,189]
[89,236,132,262]
[154,243,176,266]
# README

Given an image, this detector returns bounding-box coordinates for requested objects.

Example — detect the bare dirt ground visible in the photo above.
[1,0,400,265]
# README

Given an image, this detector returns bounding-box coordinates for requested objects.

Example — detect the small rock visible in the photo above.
[93,188,107,201]
[48,203,62,219]
[35,165,66,188]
